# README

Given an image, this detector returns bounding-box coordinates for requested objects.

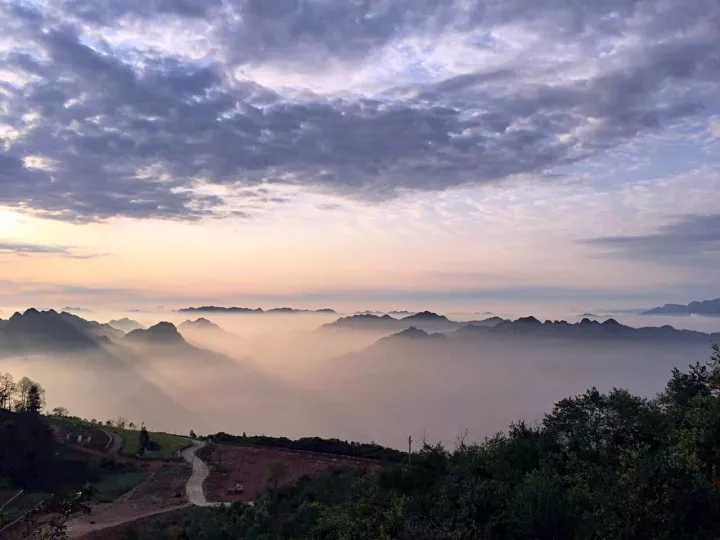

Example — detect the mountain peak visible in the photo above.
[2,309,99,354]
[126,322,185,345]
[179,318,221,331]
[380,326,448,343]
[403,311,448,321]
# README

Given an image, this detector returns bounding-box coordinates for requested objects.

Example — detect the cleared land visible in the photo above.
[65,462,191,538]
[47,418,111,452]
[204,443,380,503]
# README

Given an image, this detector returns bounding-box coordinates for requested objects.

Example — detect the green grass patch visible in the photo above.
[113,429,190,460]
[91,471,148,503]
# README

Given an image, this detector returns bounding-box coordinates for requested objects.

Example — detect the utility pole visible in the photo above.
[408,435,412,465]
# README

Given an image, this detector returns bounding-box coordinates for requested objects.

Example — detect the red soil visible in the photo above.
[204,443,380,502]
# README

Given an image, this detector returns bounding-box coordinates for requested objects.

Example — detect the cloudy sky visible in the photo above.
[0,0,718,314]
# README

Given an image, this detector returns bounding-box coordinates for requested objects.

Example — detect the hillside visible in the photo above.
[0,309,101,355]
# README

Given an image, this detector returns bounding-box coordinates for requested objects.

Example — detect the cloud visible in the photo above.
[581,214,720,262]
[710,116,720,138]
[0,0,718,221]
[0,240,102,259]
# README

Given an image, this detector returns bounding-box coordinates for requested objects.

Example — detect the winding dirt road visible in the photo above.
[181,440,231,507]
[66,439,228,537]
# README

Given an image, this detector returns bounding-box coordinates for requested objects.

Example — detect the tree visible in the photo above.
[13,378,45,413]
[265,460,288,490]
[105,419,114,427]
[26,385,44,415]
[139,426,150,455]
[129,422,136,430]
[51,406,69,417]
[90,418,97,424]
[115,416,128,429]
[0,372,16,410]
[189,429,197,438]
[9,486,92,539]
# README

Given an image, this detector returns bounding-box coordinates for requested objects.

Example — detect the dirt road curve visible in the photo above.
[66,439,230,538]
[181,440,231,507]
[100,429,124,455]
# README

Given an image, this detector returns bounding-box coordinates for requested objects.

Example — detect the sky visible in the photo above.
[0,0,719,315]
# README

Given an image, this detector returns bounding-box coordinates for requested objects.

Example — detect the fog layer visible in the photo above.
[1,310,718,449]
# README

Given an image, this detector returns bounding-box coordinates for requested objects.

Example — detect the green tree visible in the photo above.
[266,460,288,490]
[50,406,69,417]
[13,378,45,413]
[26,385,44,414]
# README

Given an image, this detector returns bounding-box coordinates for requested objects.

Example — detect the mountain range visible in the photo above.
[376,316,720,345]
[641,298,720,316]
[108,318,145,332]
[321,312,506,333]
[178,306,336,314]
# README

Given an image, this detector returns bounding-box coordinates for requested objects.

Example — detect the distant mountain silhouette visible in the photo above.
[321,312,505,333]
[178,306,336,314]
[0,309,100,355]
[108,318,145,333]
[377,326,448,344]
[322,314,402,331]
[179,318,222,331]
[454,317,720,343]
[403,311,451,322]
[641,298,720,316]
[0,318,6,331]
[58,311,125,341]
[125,322,186,346]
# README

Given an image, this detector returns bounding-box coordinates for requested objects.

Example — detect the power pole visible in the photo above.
[408,435,412,465]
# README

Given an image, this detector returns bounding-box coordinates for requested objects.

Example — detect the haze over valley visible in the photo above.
[1,306,717,450]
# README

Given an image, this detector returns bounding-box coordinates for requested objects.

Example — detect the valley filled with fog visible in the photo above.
[1,308,718,450]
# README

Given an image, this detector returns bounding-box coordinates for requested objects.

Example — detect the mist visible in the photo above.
[1,308,718,450]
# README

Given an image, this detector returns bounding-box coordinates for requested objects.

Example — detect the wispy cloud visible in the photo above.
[581,214,720,263]
[0,241,103,259]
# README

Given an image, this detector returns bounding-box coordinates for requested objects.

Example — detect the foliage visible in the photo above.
[50,407,69,417]
[115,427,189,460]
[128,346,720,540]
[210,432,408,462]
[1,485,92,539]
[265,460,288,490]
[90,470,147,503]
[0,376,46,414]
[0,372,17,410]
[0,410,55,488]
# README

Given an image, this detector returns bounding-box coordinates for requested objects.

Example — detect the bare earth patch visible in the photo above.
[205,444,380,503]
[65,462,191,538]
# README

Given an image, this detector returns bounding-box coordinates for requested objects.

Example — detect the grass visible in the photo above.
[46,417,111,452]
[90,471,148,503]
[44,417,190,461]
[113,428,190,460]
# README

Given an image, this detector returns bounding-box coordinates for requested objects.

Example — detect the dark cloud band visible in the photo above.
[0,0,718,221]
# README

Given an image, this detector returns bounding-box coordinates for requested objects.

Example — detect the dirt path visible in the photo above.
[66,503,190,538]
[181,440,231,507]
[105,430,124,455]
[66,440,230,538]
